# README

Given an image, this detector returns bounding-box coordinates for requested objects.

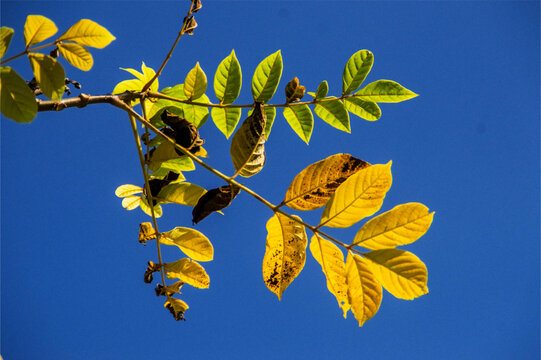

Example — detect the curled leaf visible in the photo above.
[165,258,210,289]
[164,296,189,321]
[144,261,161,284]
[230,103,266,177]
[138,222,157,245]
[192,184,240,224]
[161,110,204,155]
[155,281,184,297]
[285,77,305,103]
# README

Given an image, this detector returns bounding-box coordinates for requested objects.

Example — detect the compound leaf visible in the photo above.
[184,62,207,100]
[214,49,242,104]
[344,97,381,121]
[320,162,392,228]
[230,103,266,177]
[251,50,282,103]
[0,66,37,123]
[283,104,313,144]
[310,234,349,318]
[161,227,213,262]
[211,107,241,139]
[355,80,418,103]
[314,98,350,132]
[28,53,65,100]
[363,249,428,300]
[283,153,370,211]
[0,27,14,59]
[165,258,210,289]
[342,50,373,95]
[24,15,57,48]
[58,19,115,48]
[263,213,307,300]
[157,183,206,207]
[345,253,382,327]
[353,203,434,249]
[58,42,93,71]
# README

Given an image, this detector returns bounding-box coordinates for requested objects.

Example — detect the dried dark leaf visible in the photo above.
[191,0,202,13]
[146,171,180,205]
[161,110,204,156]
[155,281,184,297]
[139,222,157,244]
[192,184,240,224]
[285,77,306,104]
[184,16,197,34]
[144,261,161,284]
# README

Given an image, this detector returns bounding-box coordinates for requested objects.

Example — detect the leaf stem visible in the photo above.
[0,41,58,65]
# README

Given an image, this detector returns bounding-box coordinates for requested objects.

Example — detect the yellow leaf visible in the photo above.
[161,227,214,262]
[139,197,162,218]
[121,195,141,210]
[58,19,115,48]
[28,53,65,100]
[148,142,181,172]
[165,258,210,289]
[115,184,143,197]
[112,79,143,96]
[283,153,370,211]
[230,103,266,177]
[363,249,428,300]
[320,162,392,228]
[0,27,14,59]
[309,234,349,318]
[138,222,157,244]
[262,213,307,300]
[24,15,57,48]
[345,253,382,327]
[353,203,434,249]
[164,296,189,321]
[157,183,206,207]
[58,42,93,71]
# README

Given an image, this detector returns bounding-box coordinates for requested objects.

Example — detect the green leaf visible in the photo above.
[23,15,57,48]
[0,66,37,123]
[315,80,329,100]
[161,227,214,262]
[58,42,93,71]
[320,162,393,228]
[355,80,418,103]
[214,50,242,104]
[314,98,350,132]
[344,97,381,121]
[182,93,210,128]
[0,27,14,59]
[157,156,195,173]
[147,84,208,127]
[165,258,210,289]
[157,182,206,207]
[283,104,313,144]
[28,53,65,100]
[251,50,283,103]
[211,107,241,139]
[58,19,116,48]
[184,62,207,100]
[342,50,373,95]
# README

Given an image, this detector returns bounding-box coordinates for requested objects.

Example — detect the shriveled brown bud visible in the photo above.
[285,77,306,104]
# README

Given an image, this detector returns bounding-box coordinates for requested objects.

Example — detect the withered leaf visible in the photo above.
[144,261,161,284]
[146,171,180,205]
[285,77,306,104]
[191,0,202,13]
[230,103,266,177]
[164,296,189,321]
[184,16,197,35]
[161,110,204,156]
[155,281,184,297]
[192,184,240,224]
[138,222,157,244]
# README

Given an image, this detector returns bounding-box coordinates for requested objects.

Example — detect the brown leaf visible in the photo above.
[155,281,184,297]
[146,171,180,205]
[144,261,161,284]
[161,110,204,155]
[230,103,266,177]
[184,16,197,35]
[192,184,240,224]
[138,222,157,245]
[285,77,306,104]
[165,296,189,321]
[191,0,202,13]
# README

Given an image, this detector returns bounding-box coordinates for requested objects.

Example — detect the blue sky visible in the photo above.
[1,1,539,359]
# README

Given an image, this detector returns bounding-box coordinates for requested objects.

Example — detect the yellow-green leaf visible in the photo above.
[355,80,418,103]
[157,183,206,207]
[230,103,266,177]
[344,97,381,121]
[342,50,373,95]
[164,296,189,321]
[211,107,241,139]
[0,27,14,59]
[165,258,210,289]
[184,62,207,100]
[283,153,370,211]
[363,249,428,300]
[314,98,350,132]
[115,184,143,197]
[113,62,158,96]
[345,253,382,327]
[263,213,307,300]
[314,80,329,100]
[28,53,65,100]
[23,15,57,48]
[112,79,143,95]
[161,227,213,262]
[148,142,181,172]
[58,19,115,48]
[139,197,162,218]
[58,42,93,71]
[283,104,313,144]
[320,162,392,228]
[353,203,434,249]
[0,66,37,123]
[310,234,349,318]
[121,195,141,210]
[251,50,282,103]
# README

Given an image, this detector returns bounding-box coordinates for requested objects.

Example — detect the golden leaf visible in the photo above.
[161,227,214,262]
[164,258,210,289]
[164,296,189,321]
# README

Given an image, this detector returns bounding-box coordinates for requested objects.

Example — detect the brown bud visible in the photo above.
[138,222,157,245]
[285,77,306,104]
